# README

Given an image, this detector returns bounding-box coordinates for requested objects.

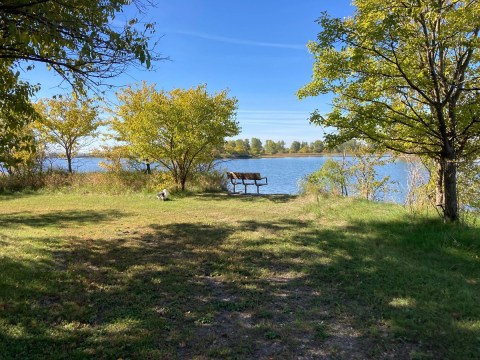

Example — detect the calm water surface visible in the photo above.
[222,157,410,202]
[48,156,412,203]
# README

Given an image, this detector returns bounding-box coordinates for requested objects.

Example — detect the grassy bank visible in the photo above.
[0,192,479,359]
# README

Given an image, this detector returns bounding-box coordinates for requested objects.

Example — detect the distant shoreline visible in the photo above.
[220,152,406,160]
[52,152,402,161]
[221,153,353,160]
[259,153,348,158]
[71,153,355,160]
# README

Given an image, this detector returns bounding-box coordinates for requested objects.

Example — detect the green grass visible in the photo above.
[0,192,479,359]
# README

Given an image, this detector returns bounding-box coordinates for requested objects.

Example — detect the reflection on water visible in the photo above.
[46,156,413,203]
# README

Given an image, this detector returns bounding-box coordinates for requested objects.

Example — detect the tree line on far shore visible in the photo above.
[220,139,363,157]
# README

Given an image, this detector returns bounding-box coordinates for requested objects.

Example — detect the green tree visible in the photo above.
[223,140,237,157]
[290,141,301,153]
[0,105,37,173]
[306,158,349,197]
[333,140,362,154]
[0,0,159,173]
[311,140,324,153]
[299,141,311,153]
[276,140,287,154]
[458,160,480,214]
[35,96,102,173]
[112,83,239,191]
[250,138,263,156]
[298,0,480,222]
[0,67,38,173]
[1,0,157,92]
[264,140,278,155]
[350,148,396,201]
[234,139,250,156]
[0,114,38,175]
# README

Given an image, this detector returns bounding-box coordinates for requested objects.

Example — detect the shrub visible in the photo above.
[0,167,227,195]
[147,171,178,193]
[458,160,480,215]
[191,170,228,193]
[0,172,43,192]
[66,172,151,194]
[403,157,479,222]
[302,149,397,202]
[304,158,350,197]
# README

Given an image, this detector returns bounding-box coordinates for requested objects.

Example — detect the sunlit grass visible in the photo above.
[0,192,479,359]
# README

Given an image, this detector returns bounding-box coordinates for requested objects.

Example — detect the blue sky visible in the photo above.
[26,0,355,146]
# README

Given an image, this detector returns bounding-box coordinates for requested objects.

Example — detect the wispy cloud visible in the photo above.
[231,109,325,143]
[237,109,312,122]
[238,110,309,114]
[171,30,306,50]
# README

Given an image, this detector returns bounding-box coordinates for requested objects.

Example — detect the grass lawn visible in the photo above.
[0,192,479,359]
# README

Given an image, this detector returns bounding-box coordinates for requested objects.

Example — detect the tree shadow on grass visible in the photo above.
[0,215,479,359]
[0,209,128,228]
[299,216,480,359]
[0,191,43,201]
[194,192,297,203]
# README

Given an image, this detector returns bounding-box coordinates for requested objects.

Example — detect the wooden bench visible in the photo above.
[227,172,268,194]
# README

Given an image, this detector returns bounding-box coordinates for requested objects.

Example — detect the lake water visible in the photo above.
[222,157,410,203]
[48,156,413,203]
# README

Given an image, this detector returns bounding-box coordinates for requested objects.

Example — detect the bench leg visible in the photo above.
[233,184,236,193]
[244,185,247,193]
[257,186,259,194]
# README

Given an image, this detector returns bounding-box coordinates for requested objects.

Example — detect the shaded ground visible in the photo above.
[0,193,479,359]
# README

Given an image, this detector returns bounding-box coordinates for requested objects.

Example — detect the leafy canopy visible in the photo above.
[35,96,102,172]
[112,83,239,190]
[0,0,160,172]
[0,0,158,92]
[0,61,38,171]
[298,0,480,159]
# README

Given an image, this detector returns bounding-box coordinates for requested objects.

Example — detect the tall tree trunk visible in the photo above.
[180,176,186,191]
[435,160,444,209]
[67,155,73,173]
[434,101,459,222]
[443,157,458,222]
[444,103,459,222]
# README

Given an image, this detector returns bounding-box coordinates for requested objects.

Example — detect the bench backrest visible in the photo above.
[227,172,262,180]
[227,172,242,180]
[242,173,262,180]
